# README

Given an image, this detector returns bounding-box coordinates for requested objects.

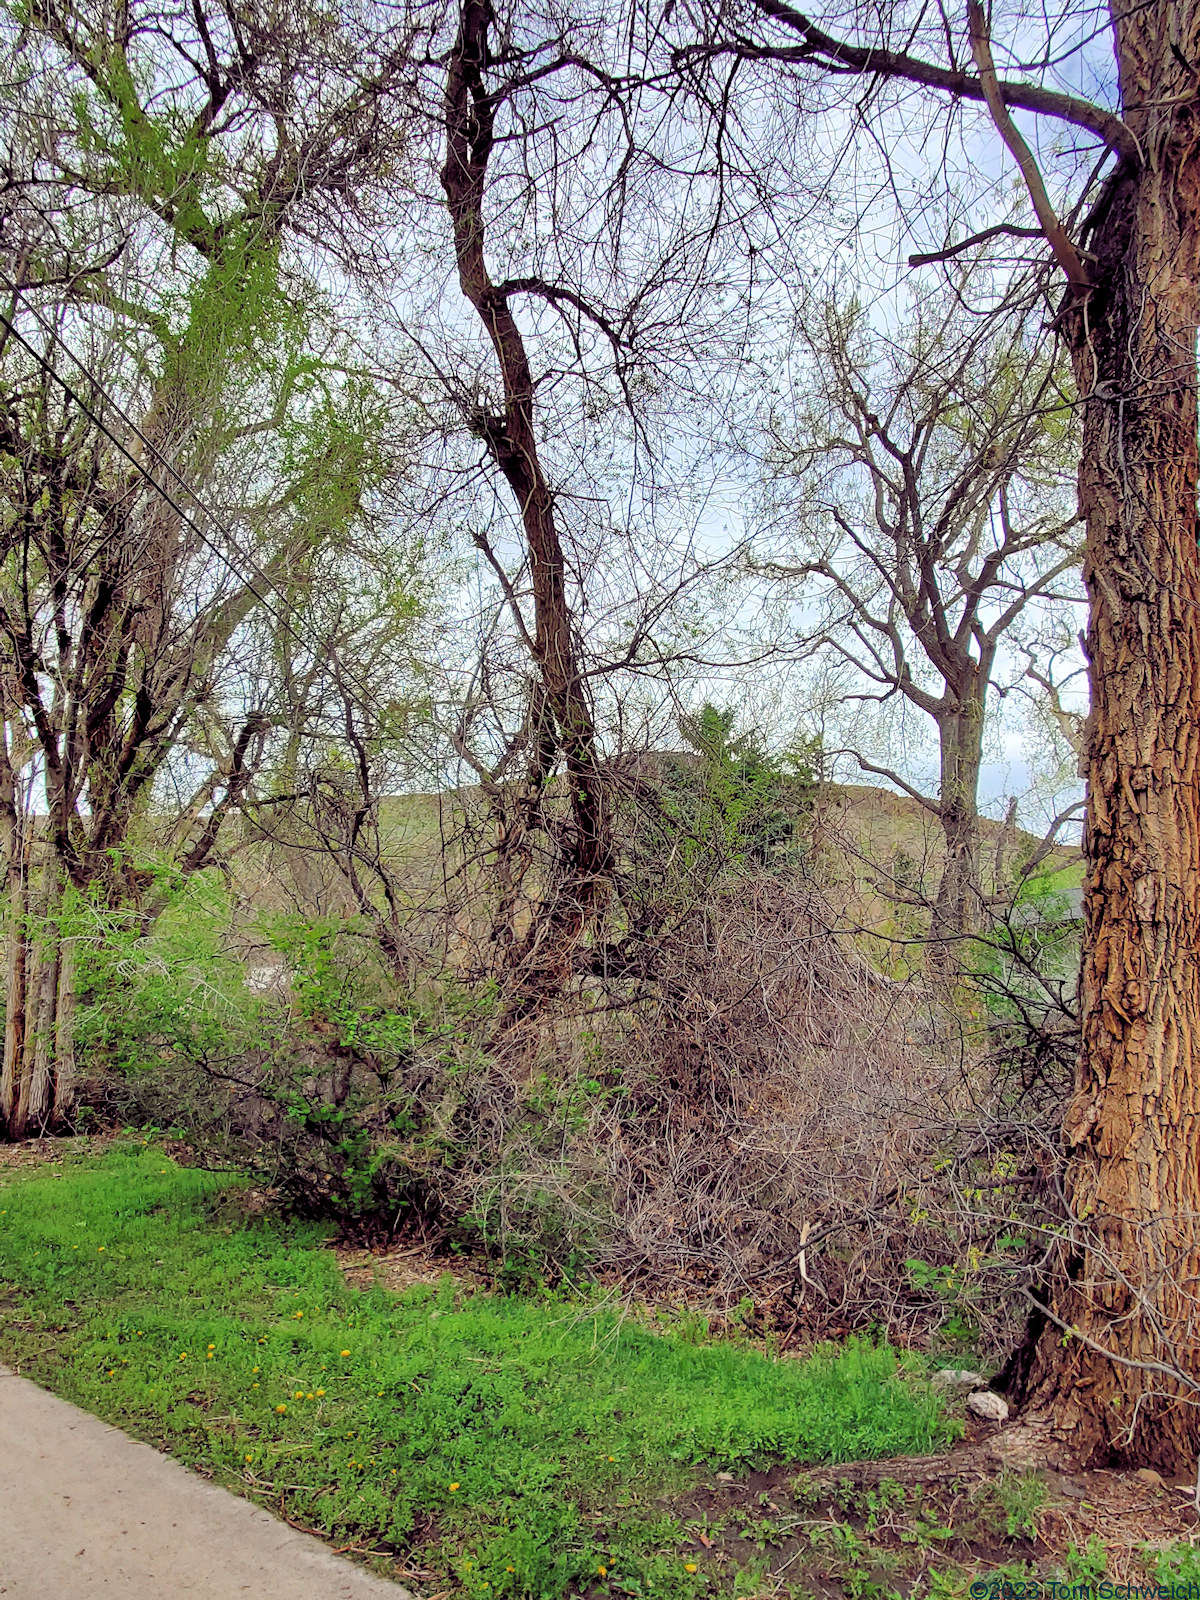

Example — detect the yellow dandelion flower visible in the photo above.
[340,1349,351,1357]
[449,1482,460,1492]
[252,1383,260,1388]
[207,1353,214,1360]
[252,1366,260,1373]
[97,1246,105,1252]
[275,1404,287,1413]
[294,1390,304,1399]
[684,1563,698,1573]
[207,1344,216,1350]
[506,1567,515,1574]
[244,1454,253,1462]
[315,1388,325,1396]
[294,1311,303,1319]
[306,1392,314,1400]
[598,1567,607,1577]
[607,1455,615,1462]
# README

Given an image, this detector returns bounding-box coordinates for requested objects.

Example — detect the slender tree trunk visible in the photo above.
[12,843,64,1136]
[14,855,48,1138]
[0,830,29,1137]
[51,936,76,1126]
[4,839,75,1139]
[441,0,612,993]
[929,683,985,970]
[22,927,60,1136]
[1016,0,1200,1470]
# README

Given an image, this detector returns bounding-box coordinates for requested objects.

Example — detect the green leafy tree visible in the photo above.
[0,0,422,1133]
[669,703,819,872]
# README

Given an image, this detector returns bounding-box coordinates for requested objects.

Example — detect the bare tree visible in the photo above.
[437,0,613,990]
[755,288,1082,963]
[348,0,769,1003]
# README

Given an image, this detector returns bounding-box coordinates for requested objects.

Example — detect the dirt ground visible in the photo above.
[335,1239,485,1297]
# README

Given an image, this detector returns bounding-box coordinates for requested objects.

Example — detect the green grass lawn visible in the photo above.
[0,1145,953,1598]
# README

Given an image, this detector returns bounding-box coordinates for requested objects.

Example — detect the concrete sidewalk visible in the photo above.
[0,1368,412,1598]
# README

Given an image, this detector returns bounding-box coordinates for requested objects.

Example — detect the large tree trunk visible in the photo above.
[1016,0,1200,1470]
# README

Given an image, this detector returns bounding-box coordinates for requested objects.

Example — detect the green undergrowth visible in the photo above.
[0,1147,953,1598]
[1151,1543,1200,1585]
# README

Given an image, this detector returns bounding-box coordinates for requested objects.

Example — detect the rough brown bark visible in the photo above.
[13,859,49,1138]
[9,847,69,1138]
[1015,0,1200,1470]
[2,839,76,1140]
[23,927,60,1136]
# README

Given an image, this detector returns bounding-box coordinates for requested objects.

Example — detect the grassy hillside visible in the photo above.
[225,779,1081,932]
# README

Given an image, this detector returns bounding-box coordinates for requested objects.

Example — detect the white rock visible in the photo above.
[245,962,291,994]
[932,1368,987,1388]
[967,1391,1010,1423]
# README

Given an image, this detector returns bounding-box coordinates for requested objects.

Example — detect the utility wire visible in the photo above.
[0,280,378,701]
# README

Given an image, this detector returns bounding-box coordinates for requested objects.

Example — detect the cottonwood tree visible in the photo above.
[677,0,1200,1468]
[0,356,278,1137]
[755,289,1082,963]
[0,0,417,1134]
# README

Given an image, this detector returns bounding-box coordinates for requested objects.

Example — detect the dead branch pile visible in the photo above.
[104,860,1069,1358]
[461,872,1068,1356]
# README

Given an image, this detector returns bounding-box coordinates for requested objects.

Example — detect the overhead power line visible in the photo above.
[0,277,381,705]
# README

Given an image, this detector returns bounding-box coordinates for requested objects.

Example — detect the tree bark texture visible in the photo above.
[1019,0,1200,1470]
[0,832,28,1134]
